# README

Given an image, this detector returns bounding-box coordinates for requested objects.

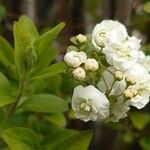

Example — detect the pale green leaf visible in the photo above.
[13,22,25,77]
[31,23,65,75]
[35,22,65,56]
[143,2,150,14]
[31,62,67,80]
[129,112,150,130]
[0,72,11,95]
[44,113,66,127]
[18,15,39,43]
[21,94,68,113]
[0,36,15,64]
[2,127,40,150]
[30,48,58,76]
[0,96,15,107]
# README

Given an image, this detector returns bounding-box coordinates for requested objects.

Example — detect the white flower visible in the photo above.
[103,35,140,70]
[114,63,149,97]
[64,51,87,68]
[92,20,127,51]
[72,85,110,122]
[126,81,150,109]
[76,34,87,43]
[138,51,150,72]
[124,63,149,82]
[84,58,99,71]
[108,99,130,122]
[73,67,86,81]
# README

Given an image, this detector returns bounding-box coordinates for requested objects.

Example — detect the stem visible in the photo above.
[6,73,26,119]
[106,79,116,96]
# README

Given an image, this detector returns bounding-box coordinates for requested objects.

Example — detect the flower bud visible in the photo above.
[73,67,86,81]
[25,45,37,68]
[125,75,136,85]
[84,58,99,71]
[123,89,133,99]
[64,51,87,68]
[114,71,124,81]
[94,32,106,48]
[76,34,87,44]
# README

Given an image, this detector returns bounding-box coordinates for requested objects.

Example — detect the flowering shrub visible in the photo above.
[0,16,149,149]
[64,20,150,123]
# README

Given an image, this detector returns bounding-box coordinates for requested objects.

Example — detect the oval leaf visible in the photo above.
[2,127,40,150]
[21,94,68,113]
[31,62,67,80]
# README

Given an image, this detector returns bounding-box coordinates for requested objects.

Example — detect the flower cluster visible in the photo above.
[64,20,150,122]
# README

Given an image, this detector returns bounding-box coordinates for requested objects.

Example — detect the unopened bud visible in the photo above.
[84,58,99,71]
[114,71,124,81]
[123,89,133,99]
[25,45,37,68]
[73,67,86,81]
[76,34,87,44]
[125,75,136,85]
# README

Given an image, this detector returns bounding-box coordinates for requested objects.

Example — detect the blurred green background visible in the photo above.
[0,0,150,150]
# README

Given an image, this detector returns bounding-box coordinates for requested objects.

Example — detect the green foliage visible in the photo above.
[2,127,40,150]
[129,112,150,130]
[0,5,6,19]
[31,62,67,80]
[0,72,15,107]
[140,136,150,150]
[0,16,91,150]
[46,128,93,150]
[44,113,66,127]
[143,2,150,14]
[21,94,68,113]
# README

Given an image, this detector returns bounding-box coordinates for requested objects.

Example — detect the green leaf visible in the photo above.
[129,112,150,130]
[13,22,25,77]
[31,62,67,80]
[0,96,15,107]
[31,23,65,75]
[0,72,15,107]
[18,16,39,46]
[30,48,58,77]
[140,136,150,150]
[35,22,65,56]
[143,2,150,14]
[0,36,15,72]
[0,72,11,95]
[47,130,93,150]
[123,131,134,144]
[2,127,40,150]
[0,5,6,19]
[21,94,68,113]
[44,113,66,127]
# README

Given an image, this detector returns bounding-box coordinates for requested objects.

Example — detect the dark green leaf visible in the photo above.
[47,130,93,150]
[129,112,150,130]
[140,136,150,150]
